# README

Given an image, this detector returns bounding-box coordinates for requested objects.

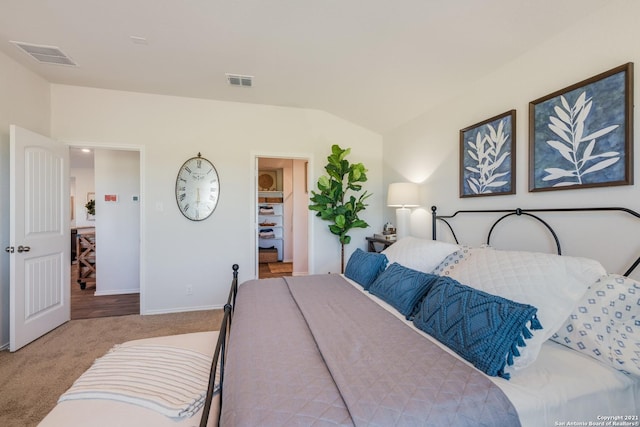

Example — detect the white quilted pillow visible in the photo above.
[448,248,606,370]
[552,273,640,377]
[381,236,460,274]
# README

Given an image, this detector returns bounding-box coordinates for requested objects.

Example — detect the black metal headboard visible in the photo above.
[431,206,640,276]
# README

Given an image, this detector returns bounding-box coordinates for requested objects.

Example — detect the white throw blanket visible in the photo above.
[58,343,219,418]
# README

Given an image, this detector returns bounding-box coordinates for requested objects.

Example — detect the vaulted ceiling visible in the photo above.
[0,0,607,133]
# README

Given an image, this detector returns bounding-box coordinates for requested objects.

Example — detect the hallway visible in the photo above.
[71,264,139,320]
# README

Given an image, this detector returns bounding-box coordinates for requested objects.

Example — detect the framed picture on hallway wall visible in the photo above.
[86,192,95,221]
[460,110,516,198]
[529,62,634,192]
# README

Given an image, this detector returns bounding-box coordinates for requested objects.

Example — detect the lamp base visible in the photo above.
[395,208,411,240]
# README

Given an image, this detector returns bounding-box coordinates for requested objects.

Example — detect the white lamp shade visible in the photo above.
[387,182,420,207]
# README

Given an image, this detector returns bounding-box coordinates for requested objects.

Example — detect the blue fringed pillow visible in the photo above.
[413,276,542,379]
[344,249,388,289]
[369,263,439,319]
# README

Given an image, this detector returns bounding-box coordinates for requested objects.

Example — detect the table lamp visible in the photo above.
[387,182,420,240]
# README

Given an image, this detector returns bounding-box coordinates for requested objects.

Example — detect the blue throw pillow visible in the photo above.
[413,276,542,379]
[344,249,388,289]
[369,263,439,319]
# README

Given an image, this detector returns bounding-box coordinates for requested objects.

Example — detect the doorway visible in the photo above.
[256,156,310,279]
[69,146,141,319]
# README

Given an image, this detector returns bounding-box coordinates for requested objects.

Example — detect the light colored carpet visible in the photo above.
[0,309,222,427]
[268,262,293,273]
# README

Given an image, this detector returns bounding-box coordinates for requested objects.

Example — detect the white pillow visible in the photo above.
[448,247,606,370]
[381,236,460,274]
[552,273,640,377]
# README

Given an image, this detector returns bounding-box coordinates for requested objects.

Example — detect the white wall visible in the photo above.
[50,85,383,313]
[70,167,95,228]
[0,51,51,348]
[383,0,640,279]
[94,149,140,295]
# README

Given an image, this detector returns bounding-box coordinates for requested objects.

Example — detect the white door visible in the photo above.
[9,125,70,351]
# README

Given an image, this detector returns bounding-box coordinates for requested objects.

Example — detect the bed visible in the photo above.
[219,206,639,426]
[40,206,640,426]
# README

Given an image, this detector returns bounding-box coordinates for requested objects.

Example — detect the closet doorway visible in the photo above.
[256,156,310,279]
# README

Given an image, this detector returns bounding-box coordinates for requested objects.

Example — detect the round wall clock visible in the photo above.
[175,153,220,221]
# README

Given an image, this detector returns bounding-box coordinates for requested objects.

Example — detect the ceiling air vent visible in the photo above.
[11,41,77,66]
[226,73,253,87]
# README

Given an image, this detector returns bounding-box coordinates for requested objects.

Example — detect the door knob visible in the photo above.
[4,246,14,253]
[17,245,31,253]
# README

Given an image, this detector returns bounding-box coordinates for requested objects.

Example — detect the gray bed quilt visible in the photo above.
[220,275,520,426]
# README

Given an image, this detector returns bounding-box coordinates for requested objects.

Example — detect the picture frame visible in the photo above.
[529,62,634,192]
[86,192,95,221]
[460,110,516,198]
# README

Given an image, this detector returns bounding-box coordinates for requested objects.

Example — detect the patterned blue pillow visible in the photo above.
[413,276,542,379]
[431,245,471,276]
[552,273,640,377]
[344,249,388,289]
[368,263,439,319]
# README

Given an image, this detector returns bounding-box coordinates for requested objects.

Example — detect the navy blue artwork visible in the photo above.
[460,110,515,197]
[530,64,632,191]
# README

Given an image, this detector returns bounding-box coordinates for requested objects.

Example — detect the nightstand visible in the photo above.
[366,236,395,253]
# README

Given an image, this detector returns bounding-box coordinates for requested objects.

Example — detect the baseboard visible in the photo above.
[142,304,224,316]
[93,288,140,296]
[0,342,8,351]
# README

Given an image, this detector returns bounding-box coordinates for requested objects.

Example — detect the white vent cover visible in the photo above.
[11,41,77,66]
[226,73,253,87]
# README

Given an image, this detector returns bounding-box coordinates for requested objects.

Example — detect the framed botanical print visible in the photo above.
[529,63,633,192]
[86,192,95,221]
[460,110,516,198]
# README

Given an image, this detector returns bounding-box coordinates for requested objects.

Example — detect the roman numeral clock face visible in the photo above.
[175,154,220,221]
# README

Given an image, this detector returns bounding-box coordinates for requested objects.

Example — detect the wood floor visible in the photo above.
[71,263,139,320]
[258,262,293,279]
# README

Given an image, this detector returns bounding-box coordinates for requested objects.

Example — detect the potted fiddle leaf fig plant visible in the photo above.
[309,144,371,272]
